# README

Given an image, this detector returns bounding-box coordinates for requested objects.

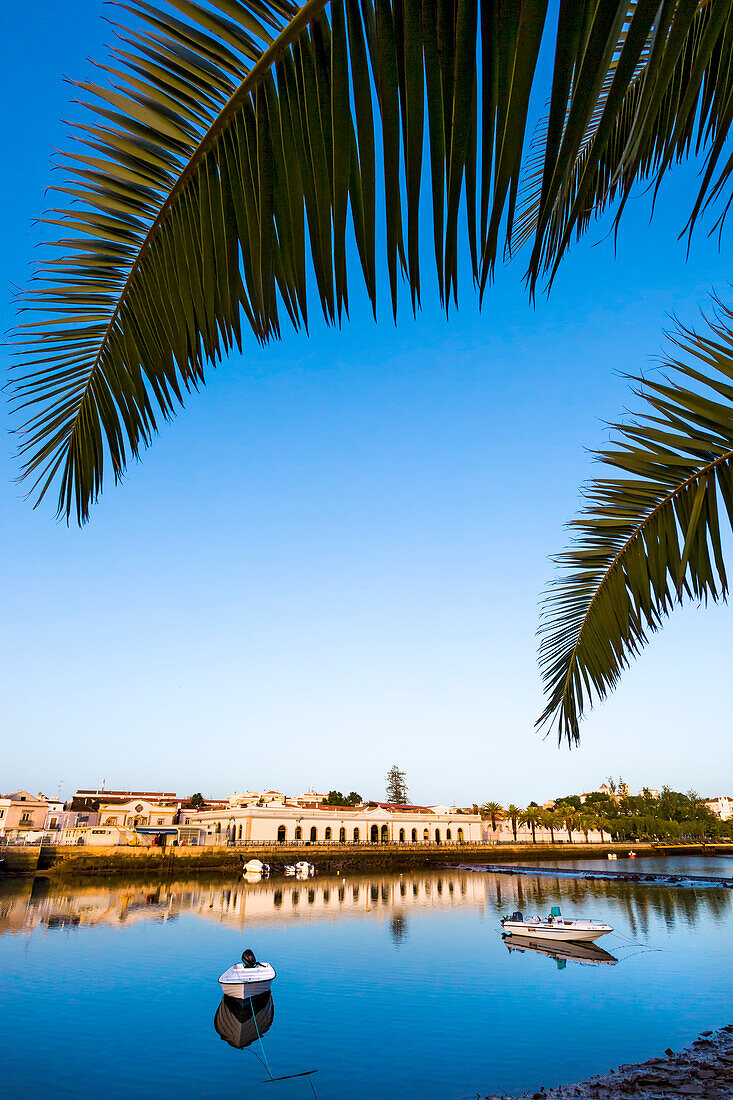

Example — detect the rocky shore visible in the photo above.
[486,1025,733,1100]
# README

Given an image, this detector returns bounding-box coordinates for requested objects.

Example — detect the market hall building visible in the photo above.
[182,802,483,846]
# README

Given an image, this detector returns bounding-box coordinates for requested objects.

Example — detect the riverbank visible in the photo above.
[490,1025,733,1100]
[1,840,731,876]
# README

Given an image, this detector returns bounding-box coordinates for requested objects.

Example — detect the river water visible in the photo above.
[1,856,732,1099]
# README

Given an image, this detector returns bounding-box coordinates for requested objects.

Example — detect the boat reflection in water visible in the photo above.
[502,934,618,971]
[214,991,275,1050]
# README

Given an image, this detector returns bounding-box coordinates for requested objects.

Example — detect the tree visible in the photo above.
[385,766,408,805]
[321,790,361,806]
[15,3,733,529]
[519,806,541,844]
[481,802,503,832]
[505,805,521,843]
[185,793,206,810]
[540,810,558,845]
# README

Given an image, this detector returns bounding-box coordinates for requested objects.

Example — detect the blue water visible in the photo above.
[1,858,732,1099]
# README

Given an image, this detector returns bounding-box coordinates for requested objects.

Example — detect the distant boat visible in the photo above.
[607,853,618,860]
[284,865,296,876]
[503,935,617,968]
[628,851,637,858]
[500,906,612,944]
[219,949,276,999]
[243,859,270,879]
[295,861,315,878]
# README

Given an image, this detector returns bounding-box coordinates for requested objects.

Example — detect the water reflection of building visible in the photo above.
[2,869,730,941]
[0,872,488,938]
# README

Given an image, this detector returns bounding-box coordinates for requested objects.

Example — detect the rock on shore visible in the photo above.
[484,1025,733,1100]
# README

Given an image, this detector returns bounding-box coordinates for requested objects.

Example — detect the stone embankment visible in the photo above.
[488,1026,733,1100]
[2,840,731,876]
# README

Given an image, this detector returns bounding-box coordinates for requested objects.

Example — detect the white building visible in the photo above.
[705,796,733,821]
[183,802,482,846]
[98,798,178,830]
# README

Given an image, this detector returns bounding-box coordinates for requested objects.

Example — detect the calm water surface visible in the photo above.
[1,856,732,1099]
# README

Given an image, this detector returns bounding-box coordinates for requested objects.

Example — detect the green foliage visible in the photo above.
[385,765,407,805]
[321,789,361,806]
[16,1,733,521]
[554,795,582,810]
[185,792,206,809]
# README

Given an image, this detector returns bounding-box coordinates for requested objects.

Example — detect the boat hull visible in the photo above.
[501,921,611,943]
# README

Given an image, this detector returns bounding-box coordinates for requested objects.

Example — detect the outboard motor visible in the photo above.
[241,949,257,968]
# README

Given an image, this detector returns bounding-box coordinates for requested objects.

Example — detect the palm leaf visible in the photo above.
[538,296,733,745]
[14,0,733,521]
[515,1,733,286]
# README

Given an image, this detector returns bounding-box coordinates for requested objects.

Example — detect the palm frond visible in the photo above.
[14,0,733,521]
[538,296,733,745]
[516,1,733,286]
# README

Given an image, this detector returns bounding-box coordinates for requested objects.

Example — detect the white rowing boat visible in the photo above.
[500,906,612,944]
[219,949,276,999]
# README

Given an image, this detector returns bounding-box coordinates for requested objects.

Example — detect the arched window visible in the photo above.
[325,827,332,841]
[370,824,379,843]
[353,827,360,842]
[435,828,441,845]
[215,822,221,834]
[399,828,405,842]
[381,824,389,844]
[310,826,317,842]
[423,827,429,842]
[446,828,452,841]
[277,825,286,843]
[457,827,464,844]
[339,826,346,843]
[238,823,242,841]
[295,825,302,840]
[411,828,417,842]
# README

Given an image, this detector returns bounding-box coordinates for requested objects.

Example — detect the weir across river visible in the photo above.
[466,864,733,889]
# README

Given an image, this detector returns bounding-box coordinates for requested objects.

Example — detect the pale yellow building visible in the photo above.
[98,798,178,830]
[184,802,482,846]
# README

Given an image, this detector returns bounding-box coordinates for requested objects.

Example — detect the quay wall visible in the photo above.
[1,840,731,877]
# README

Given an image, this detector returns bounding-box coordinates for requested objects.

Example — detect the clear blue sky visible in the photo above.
[1,2,731,806]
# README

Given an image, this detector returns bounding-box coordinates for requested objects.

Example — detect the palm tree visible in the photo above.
[505,805,521,844]
[577,814,592,845]
[562,809,576,844]
[519,806,541,844]
[481,802,503,833]
[14,3,733,525]
[539,810,557,845]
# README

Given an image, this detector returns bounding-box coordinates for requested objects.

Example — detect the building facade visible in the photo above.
[0,792,51,837]
[98,798,178,830]
[706,796,733,821]
[183,803,482,846]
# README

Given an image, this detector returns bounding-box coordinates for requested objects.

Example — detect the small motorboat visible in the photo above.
[500,906,612,944]
[607,853,618,860]
[628,851,637,859]
[219,949,276,999]
[284,865,296,876]
[295,861,314,878]
[243,859,270,880]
